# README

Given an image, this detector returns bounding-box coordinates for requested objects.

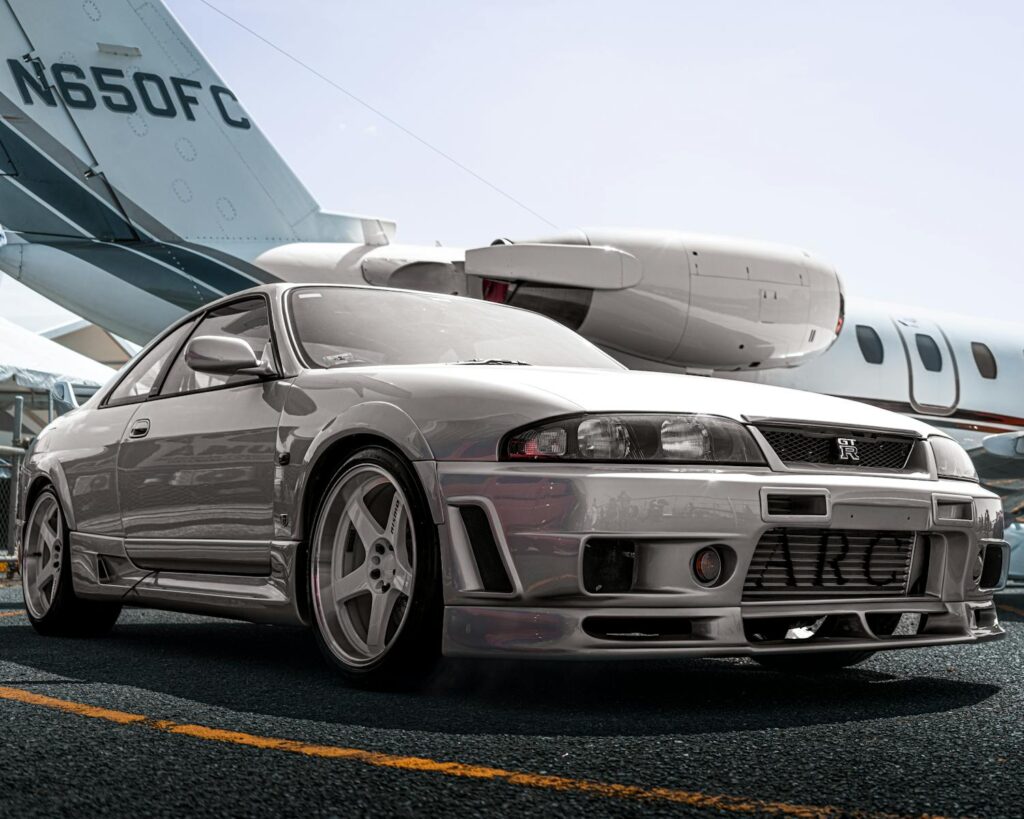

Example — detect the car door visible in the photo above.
[116,296,289,575]
[63,318,197,538]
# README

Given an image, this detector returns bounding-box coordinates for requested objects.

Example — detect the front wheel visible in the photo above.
[21,487,121,637]
[308,448,442,686]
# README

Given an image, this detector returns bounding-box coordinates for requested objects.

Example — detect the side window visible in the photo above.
[971,342,997,379]
[854,325,884,365]
[106,320,195,405]
[160,297,274,396]
[915,333,943,372]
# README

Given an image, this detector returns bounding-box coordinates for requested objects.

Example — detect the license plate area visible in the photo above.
[743,528,919,600]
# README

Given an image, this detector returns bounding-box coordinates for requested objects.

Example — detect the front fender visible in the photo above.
[282,400,437,540]
[20,453,76,532]
[302,401,434,464]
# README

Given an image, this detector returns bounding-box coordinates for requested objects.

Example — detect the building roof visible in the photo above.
[0,317,115,393]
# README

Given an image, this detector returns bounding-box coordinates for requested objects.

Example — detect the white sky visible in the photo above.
[5,1,1023,325]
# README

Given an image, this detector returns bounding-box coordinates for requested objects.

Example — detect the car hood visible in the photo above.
[295,365,941,463]
[412,366,938,437]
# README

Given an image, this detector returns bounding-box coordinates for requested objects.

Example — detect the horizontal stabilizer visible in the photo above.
[982,431,1024,459]
[968,432,1024,484]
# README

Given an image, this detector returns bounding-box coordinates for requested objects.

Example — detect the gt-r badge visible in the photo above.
[836,437,860,461]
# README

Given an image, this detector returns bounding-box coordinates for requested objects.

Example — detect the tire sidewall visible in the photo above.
[308,447,442,680]
[22,487,74,629]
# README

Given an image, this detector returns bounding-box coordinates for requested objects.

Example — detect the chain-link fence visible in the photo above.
[0,445,24,574]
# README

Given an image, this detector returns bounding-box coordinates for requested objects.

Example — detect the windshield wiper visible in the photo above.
[452,358,531,366]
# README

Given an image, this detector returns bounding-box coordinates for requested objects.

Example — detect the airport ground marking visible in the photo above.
[0,685,931,819]
[0,609,25,618]
[997,602,1024,618]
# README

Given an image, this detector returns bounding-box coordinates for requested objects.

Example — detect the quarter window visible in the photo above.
[915,333,943,372]
[160,297,275,396]
[854,325,884,365]
[106,320,195,405]
[971,342,997,379]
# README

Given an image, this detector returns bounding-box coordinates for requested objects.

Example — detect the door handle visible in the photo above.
[128,419,150,439]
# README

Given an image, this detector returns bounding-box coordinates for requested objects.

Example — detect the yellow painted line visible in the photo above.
[997,602,1024,618]
[0,609,25,618]
[0,687,146,725]
[0,686,916,818]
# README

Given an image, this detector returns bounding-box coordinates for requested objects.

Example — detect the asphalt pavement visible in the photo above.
[1,581,1022,818]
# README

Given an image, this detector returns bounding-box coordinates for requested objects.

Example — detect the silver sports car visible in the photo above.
[17,284,1008,684]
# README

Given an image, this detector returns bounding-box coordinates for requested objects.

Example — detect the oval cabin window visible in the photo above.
[915,334,943,373]
[971,342,997,379]
[855,325,884,365]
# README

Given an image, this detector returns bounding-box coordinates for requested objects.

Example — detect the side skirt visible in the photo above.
[69,532,308,626]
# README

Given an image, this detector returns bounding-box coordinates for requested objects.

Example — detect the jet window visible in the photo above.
[160,297,275,396]
[915,333,943,372]
[106,320,195,405]
[855,325,884,365]
[971,342,997,379]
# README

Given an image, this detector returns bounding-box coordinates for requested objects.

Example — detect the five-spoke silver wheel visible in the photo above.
[312,464,417,667]
[22,491,64,620]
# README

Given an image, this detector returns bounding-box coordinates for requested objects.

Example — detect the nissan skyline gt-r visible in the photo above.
[16,284,1009,684]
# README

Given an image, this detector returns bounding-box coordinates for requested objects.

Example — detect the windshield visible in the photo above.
[288,287,622,370]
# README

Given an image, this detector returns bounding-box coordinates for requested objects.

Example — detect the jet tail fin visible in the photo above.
[0,0,391,247]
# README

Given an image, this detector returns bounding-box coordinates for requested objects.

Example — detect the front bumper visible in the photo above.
[434,463,1007,658]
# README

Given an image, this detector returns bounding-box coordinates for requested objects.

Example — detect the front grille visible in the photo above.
[757,425,915,470]
[743,528,916,600]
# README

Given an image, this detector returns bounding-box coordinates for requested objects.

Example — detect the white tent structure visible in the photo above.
[0,316,114,390]
[0,316,115,444]
[41,319,140,368]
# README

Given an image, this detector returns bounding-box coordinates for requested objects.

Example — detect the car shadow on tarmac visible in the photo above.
[1,593,1014,738]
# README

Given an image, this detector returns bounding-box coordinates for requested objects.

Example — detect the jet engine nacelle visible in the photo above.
[467,228,844,372]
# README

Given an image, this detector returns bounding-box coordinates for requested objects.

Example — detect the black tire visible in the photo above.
[307,447,443,687]
[21,487,122,637]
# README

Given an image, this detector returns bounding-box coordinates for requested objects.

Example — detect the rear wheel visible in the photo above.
[21,487,121,637]
[308,448,442,686]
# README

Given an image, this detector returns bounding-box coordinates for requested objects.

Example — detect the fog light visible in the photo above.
[693,547,723,585]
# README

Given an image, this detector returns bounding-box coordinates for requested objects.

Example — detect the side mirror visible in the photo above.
[184,336,275,376]
[49,379,79,418]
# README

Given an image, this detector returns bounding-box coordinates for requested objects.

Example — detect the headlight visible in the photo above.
[504,414,765,464]
[929,436,978,482]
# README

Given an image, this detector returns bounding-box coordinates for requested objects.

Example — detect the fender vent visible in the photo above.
[979,543,1004,590]
[458,506,513,593]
